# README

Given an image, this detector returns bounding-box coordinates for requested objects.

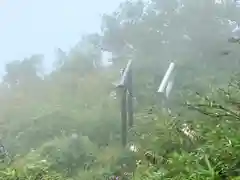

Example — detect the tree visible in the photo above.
[3,54,43,87]
[99,0,240,109]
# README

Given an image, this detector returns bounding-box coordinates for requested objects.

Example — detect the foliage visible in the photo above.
[131,74,240,179]
[1,0,240,179]
[0,160,67,180]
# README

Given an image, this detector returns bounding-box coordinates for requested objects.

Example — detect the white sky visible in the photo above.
[0,0,122,75]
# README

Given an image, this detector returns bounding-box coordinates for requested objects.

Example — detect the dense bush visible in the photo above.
[131,74,240,179]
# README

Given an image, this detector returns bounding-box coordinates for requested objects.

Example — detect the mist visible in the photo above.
[0,0,240,179]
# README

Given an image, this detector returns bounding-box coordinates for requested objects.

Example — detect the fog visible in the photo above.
[0,0,240,179]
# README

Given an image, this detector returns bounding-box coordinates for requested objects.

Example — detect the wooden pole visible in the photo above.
[127,69,133,128]
[116,60,133,147]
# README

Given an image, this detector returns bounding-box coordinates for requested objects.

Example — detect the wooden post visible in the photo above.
[121,87,127,147]
[127,69,133,128]
[116,60,133,147]
[157,62,175,112]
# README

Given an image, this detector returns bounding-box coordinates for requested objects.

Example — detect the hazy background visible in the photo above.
[1,1,240,179]
[0,0,121,76]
